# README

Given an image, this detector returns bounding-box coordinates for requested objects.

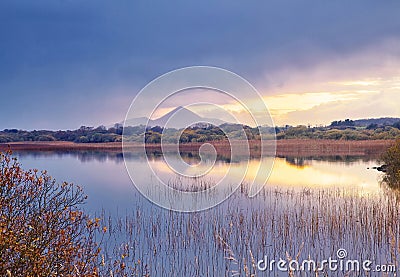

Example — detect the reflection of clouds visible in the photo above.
[17,151,382,194]
[147,156,382,194]
[268,159,380,191]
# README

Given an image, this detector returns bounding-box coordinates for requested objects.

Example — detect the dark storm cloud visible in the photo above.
[1,0,400,129]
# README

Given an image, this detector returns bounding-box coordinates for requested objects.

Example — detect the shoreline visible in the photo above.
[0,139,394,157]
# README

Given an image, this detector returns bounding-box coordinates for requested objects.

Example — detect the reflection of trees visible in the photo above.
[145,150,232,164]
[277,155,377,163]
[280,155,380,168]
[278,155,377,165]
[15,150,126,163]
[14,150,381,167]
[284,157,308,167]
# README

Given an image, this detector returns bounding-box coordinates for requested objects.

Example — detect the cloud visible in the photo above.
[277,91,400,126]
[1,1,400,128]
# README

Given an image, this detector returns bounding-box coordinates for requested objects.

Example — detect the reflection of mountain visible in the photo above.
[124,106,226,128]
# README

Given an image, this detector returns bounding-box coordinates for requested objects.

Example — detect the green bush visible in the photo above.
[381,140,400,189]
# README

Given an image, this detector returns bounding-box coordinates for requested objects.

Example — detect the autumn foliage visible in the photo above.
[381,139,400,189]
[0,150,103,276]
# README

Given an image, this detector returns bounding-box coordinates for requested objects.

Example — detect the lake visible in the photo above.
[13,151,383,213]
[13,150,399,276]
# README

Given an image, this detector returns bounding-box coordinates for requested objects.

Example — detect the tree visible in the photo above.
[0,151,104,276]
[381,140,400,189]
[145,131,161,143]
[366,123,378,130]
[393,121,400,130]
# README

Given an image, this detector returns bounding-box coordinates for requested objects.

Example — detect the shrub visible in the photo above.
[381,140,400,189]
[37,135,56,141]
[0,151,103,276]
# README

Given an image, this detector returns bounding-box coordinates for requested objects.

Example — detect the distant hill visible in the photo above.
[329,117,400,128]
[354,117,400,127]
[124,106,227,129]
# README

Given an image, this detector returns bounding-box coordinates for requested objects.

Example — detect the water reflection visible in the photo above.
[14,150,383,197]
[14,149,379,163]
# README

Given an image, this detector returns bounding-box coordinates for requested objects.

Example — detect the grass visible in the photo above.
[95,182,400,276]
[1,140,394,159]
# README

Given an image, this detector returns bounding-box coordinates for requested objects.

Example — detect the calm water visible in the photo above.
[12,151,398,276]
[14,151,383,214]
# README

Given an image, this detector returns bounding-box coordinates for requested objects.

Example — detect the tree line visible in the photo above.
[1,120,400,143]
[0,125,123,143]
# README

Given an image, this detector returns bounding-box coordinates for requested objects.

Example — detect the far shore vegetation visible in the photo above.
[0,117,399,144]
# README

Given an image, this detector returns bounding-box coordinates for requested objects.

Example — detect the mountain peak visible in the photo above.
[124,106,227,128]
[155,106,193,120]
[151,106,202,128]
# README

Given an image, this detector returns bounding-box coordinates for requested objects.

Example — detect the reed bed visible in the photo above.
[1,139,394,158]
[95,181,400,277]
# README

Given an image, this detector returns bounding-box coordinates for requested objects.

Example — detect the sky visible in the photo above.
[1,0,400,129]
